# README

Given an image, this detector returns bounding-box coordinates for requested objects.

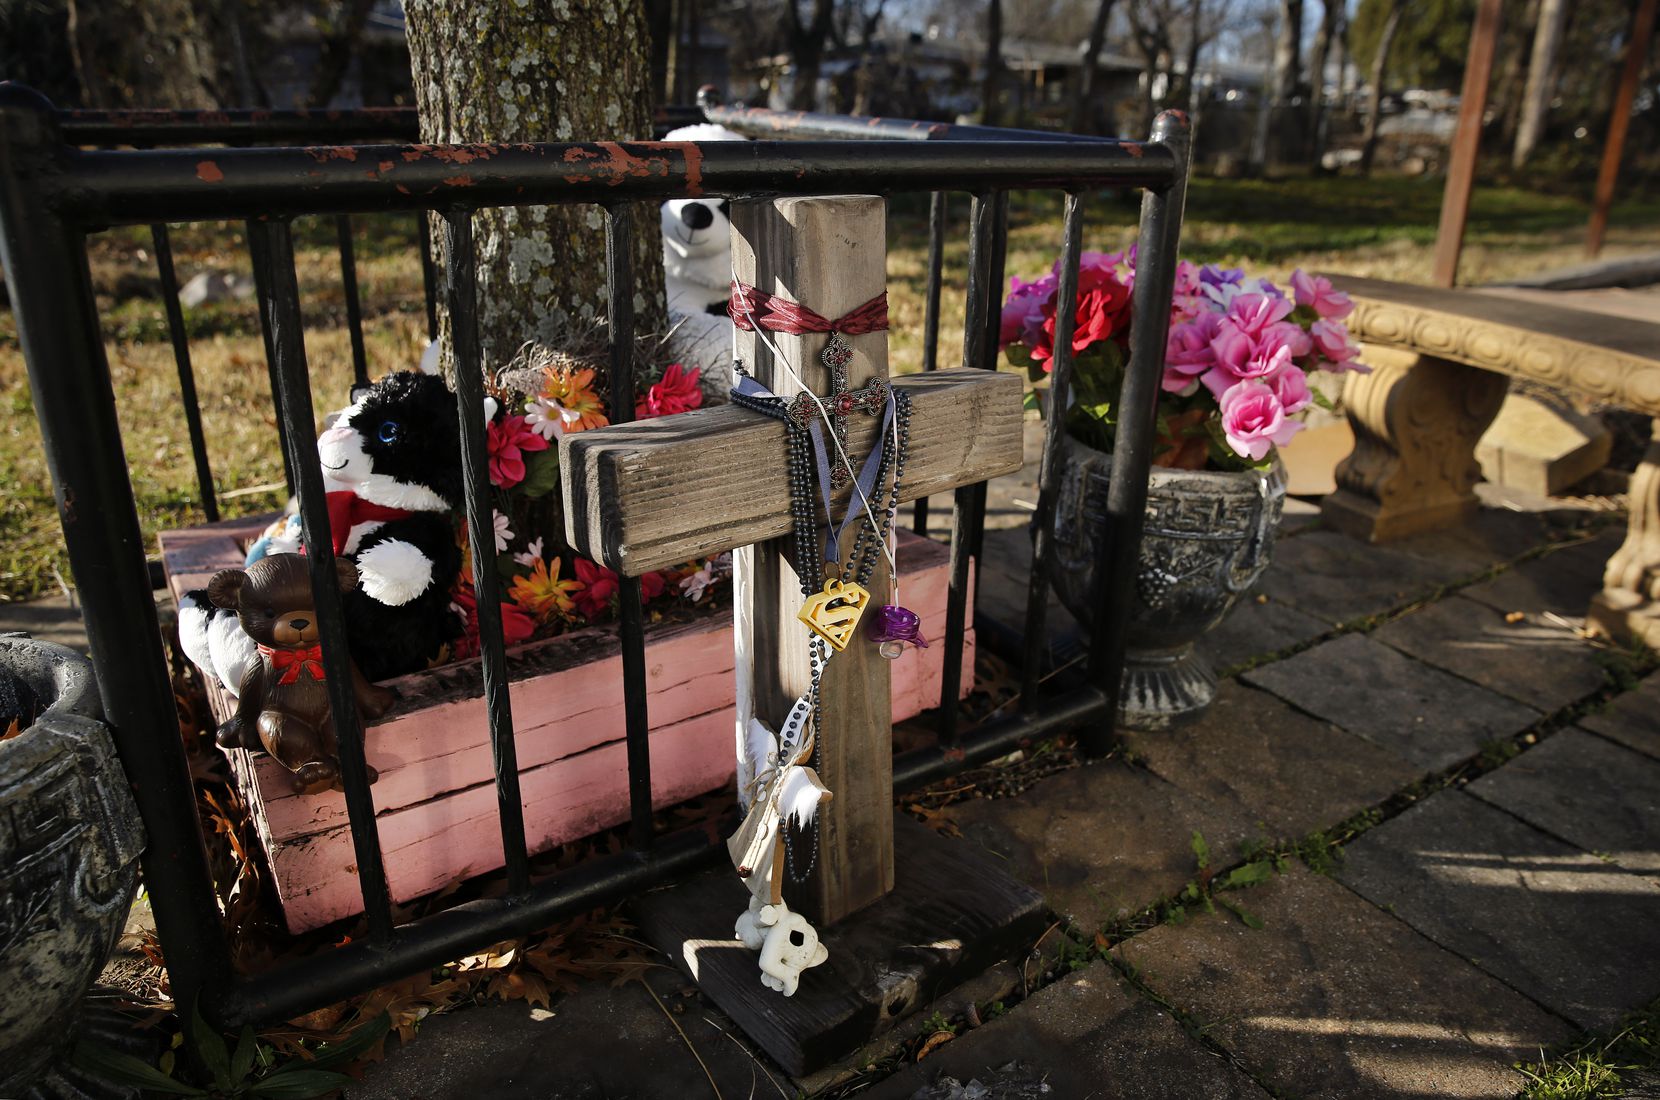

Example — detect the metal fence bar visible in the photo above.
[911,190,948,538]
[0,85,236,1020]
[253,217,395,941]
[244,219,295,497]
[1083,111,1192,757]
[604,204,654,851]
[55,141,1177,225]
[335,214,370,387]
[443,209,532,894]
[936,191,999,741]
[416,213,439,340]
[150,221,220,522]
[967,192,1009,570]
[1019,194,1085,711]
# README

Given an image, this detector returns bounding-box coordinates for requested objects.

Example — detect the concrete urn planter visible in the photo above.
[0,634,145,1098]
[1050,435,1286,730]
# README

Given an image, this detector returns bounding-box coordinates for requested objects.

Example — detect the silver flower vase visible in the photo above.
[1049,435,1286,730]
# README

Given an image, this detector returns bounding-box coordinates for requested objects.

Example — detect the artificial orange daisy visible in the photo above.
[508,556,583,623]
[538,365,609,433]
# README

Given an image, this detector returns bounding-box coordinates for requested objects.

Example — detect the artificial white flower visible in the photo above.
[523,396,578,441]
[492,510,514,554]
[513,536,545,569]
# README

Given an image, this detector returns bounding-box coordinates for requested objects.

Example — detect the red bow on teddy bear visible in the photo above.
[256,643,327,684]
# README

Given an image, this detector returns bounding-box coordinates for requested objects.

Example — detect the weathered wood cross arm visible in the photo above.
[560,368,1025,574]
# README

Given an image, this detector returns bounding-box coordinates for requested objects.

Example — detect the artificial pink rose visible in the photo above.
[1223,292,1295,339]
[636,362,704,419]
[1071,250,1126,277]
[1170,259,1204,322]
[1220,380,1303,461]
[1269,363,1313,415]
[1262,319,1313,360]
[1202,321,1295,398]
[485,414,550,489]
[1000,273,1057,350]
[1310,318,1364,370]
[1290,270,1356,320]
[1163,311,1221,394]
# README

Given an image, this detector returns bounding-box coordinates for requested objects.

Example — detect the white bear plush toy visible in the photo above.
[660,123,747,400]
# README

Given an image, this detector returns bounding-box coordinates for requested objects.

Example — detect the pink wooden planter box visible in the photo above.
[160,520,974,932]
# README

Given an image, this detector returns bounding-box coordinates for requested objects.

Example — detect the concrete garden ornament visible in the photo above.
[1002,258,1366,728]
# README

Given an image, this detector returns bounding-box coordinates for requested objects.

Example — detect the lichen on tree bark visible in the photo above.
[404,0,668,376]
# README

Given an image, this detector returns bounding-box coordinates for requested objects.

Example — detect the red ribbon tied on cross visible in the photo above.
[728,281,889,336]
[257,643,328,684]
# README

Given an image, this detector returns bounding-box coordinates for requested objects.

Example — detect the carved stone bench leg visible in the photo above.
[1320,347,1509,542]
[1589,419,1660,649]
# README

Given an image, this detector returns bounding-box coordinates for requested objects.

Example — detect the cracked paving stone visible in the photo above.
[1579,672,1660,762]
[346,975,783,1100]
[1458,530,1625,624]
[1255,529,1473,626]
[1371,594,1609,713]
[1242,633,1540,771]
[1124,682,1418,840]
[946,759,1257,931]
[1469,728,1660,886]
[1339,788,1660,1031]
[1115,864,1573,1100]
[1198,595,1330,675]
[863,961,1270,1100]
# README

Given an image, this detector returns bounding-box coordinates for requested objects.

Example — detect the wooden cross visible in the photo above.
[562,195,1023,925]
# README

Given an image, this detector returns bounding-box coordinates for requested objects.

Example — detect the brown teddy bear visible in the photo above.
[208,553,396,795]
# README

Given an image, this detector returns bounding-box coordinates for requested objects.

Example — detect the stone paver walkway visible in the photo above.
[349,481,1660,1099]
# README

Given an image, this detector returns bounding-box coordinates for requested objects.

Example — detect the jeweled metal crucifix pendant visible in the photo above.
[786,333,890,489]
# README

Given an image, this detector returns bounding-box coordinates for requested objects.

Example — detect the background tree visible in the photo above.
[981,0,1004,125]
[782,0,836,110]
[1304,0,1345,162]
[1069,0,1119,133]
[1358,0,1405,173]
[1272,0,1304,102]
[1351,0,1472,87]
[1511,0,1566,164]
[403,0,667,372]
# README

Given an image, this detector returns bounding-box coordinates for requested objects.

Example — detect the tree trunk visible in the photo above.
[1069,0,1117,134]
[403,0,667,374]
[981,0,1004,125]
[1305,0,1342,163]
[66,0,218,109]
[1273,0,1304,102]
[785,0,835,110]
[308,0,377,108]
[1513,0,1568,166]
[1359,0,1405,175]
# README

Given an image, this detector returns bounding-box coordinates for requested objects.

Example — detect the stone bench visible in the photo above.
[1319,274,1660,648]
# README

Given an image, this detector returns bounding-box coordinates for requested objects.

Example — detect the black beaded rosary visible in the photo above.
[731,361,914,882]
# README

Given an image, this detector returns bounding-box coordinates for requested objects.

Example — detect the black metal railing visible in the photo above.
[0,82,1190,1029]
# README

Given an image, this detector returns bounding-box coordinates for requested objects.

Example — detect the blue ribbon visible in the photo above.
[733,375,896,568]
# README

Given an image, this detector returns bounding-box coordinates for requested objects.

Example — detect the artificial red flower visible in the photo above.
[640,571,667,600]
[1031,266,1133,365]
[636,363,704,420]
[572,557,619,619]
[485,414,549,489]
[450,580,537,659]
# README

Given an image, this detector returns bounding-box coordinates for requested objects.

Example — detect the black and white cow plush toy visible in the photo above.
[180,370,463,698]
[315,370,463,681]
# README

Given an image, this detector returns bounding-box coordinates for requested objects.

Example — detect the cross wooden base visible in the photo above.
[633,815,1047,1077]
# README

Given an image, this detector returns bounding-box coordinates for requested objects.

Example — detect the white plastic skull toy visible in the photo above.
[734,896,829,996]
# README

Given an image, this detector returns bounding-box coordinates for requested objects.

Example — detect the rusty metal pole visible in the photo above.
[1587,0,1659,258]
[1431,0,1503,288]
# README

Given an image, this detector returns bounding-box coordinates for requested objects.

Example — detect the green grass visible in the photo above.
[2,178,1657,602]
[1518,998,1660,1099]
